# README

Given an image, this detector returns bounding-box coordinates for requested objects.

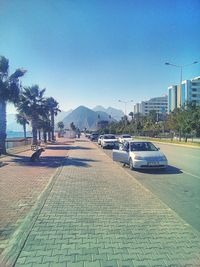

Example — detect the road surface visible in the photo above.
[100,142,200,232]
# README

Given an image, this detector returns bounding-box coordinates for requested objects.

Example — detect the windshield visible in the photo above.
[122,135,131,138]
[104,135,116,139]
[130,142,158,151]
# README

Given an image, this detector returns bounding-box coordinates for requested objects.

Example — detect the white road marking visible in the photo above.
[181,170,200,180]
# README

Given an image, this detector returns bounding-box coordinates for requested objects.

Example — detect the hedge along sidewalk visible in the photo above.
[134,136,200,148]
[0,138,73,260]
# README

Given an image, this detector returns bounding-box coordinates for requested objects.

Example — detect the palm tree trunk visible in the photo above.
[0,100,7,154]
[31,117,38,145]
[23,123,27,139]
[48,131,51,142]
[38,130,41,140]
[51,112,55,141]
[43,131,47,143]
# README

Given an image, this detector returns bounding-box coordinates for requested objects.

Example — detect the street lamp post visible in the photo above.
[118,99,133,127]
[165,61,198,107]
[118,99,133,116]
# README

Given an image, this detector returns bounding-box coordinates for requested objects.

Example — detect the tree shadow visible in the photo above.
[136,165,183,175]
[45,145,93,150]
[3,155,98,168]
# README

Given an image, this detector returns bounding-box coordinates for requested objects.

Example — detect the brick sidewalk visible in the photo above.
[1,138,200,266]
[0,139,74,258]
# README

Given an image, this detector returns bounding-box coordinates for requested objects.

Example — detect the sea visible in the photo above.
[7,131,32,139]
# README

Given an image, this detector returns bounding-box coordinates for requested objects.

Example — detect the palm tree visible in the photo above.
[129,112,134,120]
[16,113,29,139]
[0,56,26,154]
[17,85,46,145]
[37,117,51,143]
[45,97,60,141]
[57,121,64,135]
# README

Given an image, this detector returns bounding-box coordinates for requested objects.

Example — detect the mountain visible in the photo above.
[93,106,124,121]
[62,106,113,130]
[55,109,73,123]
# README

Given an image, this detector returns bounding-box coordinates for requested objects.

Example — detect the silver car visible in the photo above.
[113,140,168,170]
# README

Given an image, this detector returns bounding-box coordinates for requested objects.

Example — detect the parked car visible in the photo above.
[101,134,117,149]
[113,140,168,170]
[90,133,99,141]
[118,134,133,143]
[98,135,104,145]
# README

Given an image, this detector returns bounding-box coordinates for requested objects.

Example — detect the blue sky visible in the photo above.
[0,0,200,114]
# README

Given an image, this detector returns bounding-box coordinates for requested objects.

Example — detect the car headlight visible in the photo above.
[134,155,143,160]
[161,155,167,160]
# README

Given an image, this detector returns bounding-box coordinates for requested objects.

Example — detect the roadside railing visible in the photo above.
[5,137,32,149]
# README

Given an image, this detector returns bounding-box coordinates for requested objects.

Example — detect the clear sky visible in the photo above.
[0,0,200,114]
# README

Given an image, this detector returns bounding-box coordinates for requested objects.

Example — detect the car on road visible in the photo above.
[101,134,117,149]
[90,133,99,141]
[113,140,168,170]
[118,134,133,143]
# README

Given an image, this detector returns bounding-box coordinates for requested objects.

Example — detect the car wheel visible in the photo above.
[129,158,134,170]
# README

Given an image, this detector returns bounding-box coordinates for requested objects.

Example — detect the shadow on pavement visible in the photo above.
[2,155,98,168]
[43,145,94,151]
[64,157,98,167]
[136,165,183,175]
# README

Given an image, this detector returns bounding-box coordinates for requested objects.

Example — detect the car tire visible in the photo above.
[129,158,134,170]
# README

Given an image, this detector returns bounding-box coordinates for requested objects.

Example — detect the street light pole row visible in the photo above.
[118,99,133,116]
[165,61,198,88]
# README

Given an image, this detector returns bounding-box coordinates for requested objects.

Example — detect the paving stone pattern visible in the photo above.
[10,139,200,266]
[0,141,70,256]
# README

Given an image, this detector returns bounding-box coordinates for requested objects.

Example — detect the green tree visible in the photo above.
[70,122,76,132]
[17,85,46,145]
[16,113,29,139]
[0,56,26,153]
[57,121,64,132]
[129,111,134,120]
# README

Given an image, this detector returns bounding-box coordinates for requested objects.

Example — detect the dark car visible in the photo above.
[90,133,99,141]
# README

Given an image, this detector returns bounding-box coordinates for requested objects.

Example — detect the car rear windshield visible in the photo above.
[130,142,158,151]
[104,135,116,139]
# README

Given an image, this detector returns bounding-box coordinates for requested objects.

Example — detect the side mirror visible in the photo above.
[157,147,160,150]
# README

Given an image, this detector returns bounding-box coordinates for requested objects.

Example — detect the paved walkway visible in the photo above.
[1,138,200,267]
[0,139,73,257]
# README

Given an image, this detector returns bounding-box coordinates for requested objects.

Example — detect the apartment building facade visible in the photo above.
[133,96,168,116]
[168,76,200,112]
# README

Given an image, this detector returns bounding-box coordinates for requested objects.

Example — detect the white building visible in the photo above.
[168,76,200,112]
[133,96,168,116]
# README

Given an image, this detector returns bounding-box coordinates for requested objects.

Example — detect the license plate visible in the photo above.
[148,162,159,166]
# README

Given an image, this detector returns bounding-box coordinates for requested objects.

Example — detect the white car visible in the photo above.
[113,140,168,170]
[101,134,117,149]
[118,134,133,143]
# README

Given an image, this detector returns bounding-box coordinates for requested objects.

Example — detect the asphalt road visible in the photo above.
[97,142,200,233]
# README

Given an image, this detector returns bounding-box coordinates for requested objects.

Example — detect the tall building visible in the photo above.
[168,76,200,112]
[133,96,168,116]
[168,85,177,112]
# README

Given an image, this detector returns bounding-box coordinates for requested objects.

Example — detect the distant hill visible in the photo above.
[62,106,114,130]
[93,105,124,121]
[55,109,73,124]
